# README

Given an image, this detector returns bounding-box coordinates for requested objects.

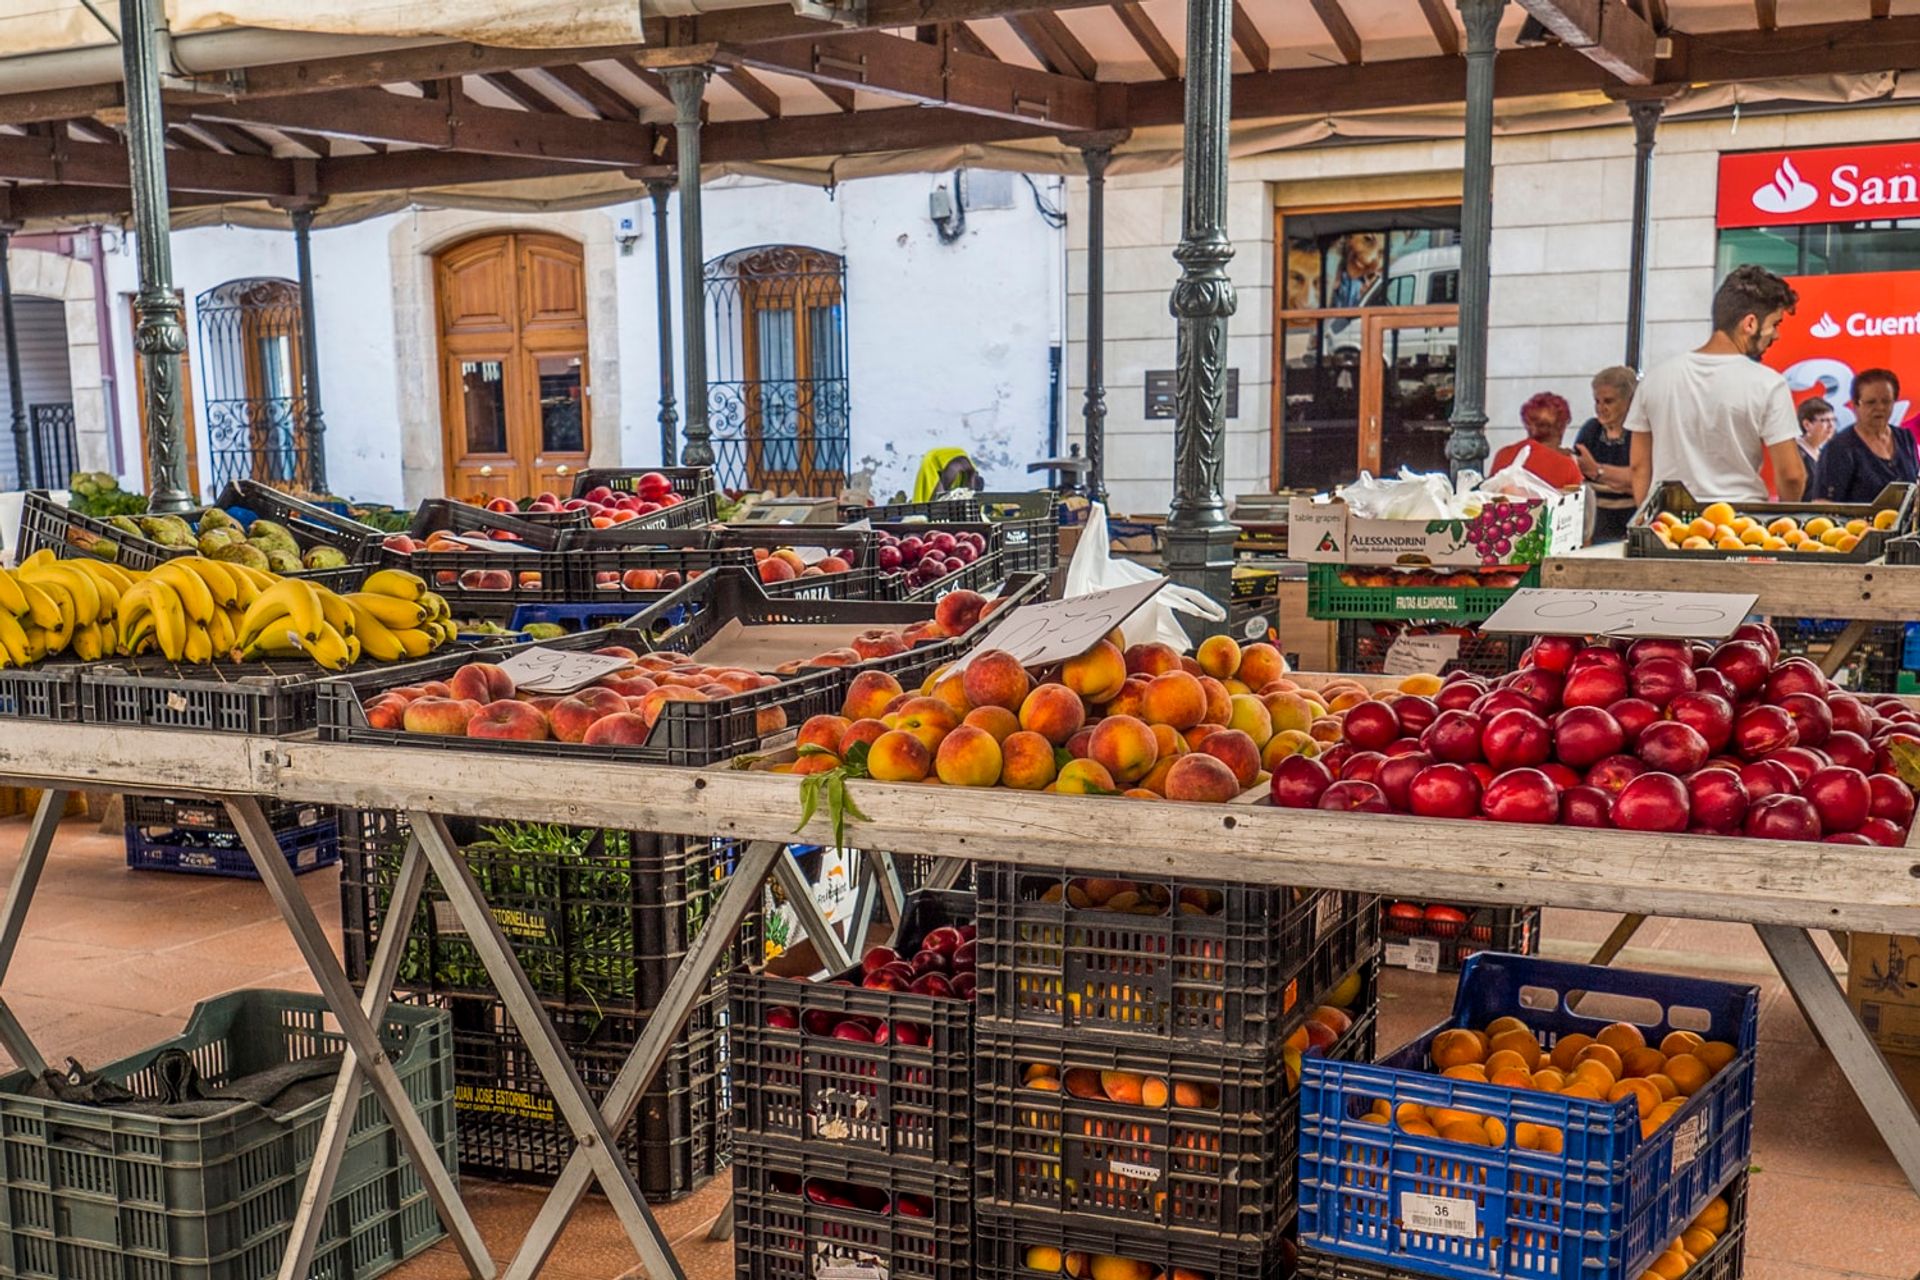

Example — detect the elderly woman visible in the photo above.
[1574,366,1639,541]
[1492,391,1583,490]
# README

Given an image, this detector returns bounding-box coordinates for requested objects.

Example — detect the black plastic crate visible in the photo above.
[81,653,353,735]
[976,1207,1292,1280]
[873,522,1006,603]
[16,490,185,571]
[1775,616,1902,695]
[1337,621,1522,679]
[316,613,839,767]
[1381,902,1541,974]
[840,497,983,524]
[125,793,327,833]
[217,479,388,565]
[731,890,974,1169]
[719,526,882,601]
[1294,1173,1747,1280]
[571,466,719,530]
[398,498,571,603]
[564,544,755,602]
[733,1142,970,1280]
[976,960,1378,1243]
[1629,478,1912,561]
[978,491,1061,578]
[125,816,340,878]
[407,497,567,547]
[0,662,82,722]
[976,867,1379,1051]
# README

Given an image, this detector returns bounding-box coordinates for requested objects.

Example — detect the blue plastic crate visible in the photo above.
[1297,953,1757,1280]
[1905,622,1920,670]
[127,819,340,878]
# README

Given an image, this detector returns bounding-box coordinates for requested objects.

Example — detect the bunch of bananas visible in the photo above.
[0,553,455,671]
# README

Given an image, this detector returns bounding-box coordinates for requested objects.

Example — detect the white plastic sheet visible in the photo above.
[1063,503,1224,655]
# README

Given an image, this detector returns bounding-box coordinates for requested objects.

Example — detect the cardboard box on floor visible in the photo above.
[1847,933,1920,1057]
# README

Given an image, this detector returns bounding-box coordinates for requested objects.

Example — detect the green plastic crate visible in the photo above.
[0,989,453,1280]
[1306,562,1539,622]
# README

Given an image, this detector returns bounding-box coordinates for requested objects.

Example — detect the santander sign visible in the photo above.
[1719,142,1920,228]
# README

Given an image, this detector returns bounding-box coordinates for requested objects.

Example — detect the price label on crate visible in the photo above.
[1401,1191,1478,1239]
[1403,938,1442,973]
[1382,633,1459,676]
[447,533,539,552]
[1670,1112,1708,1172]
[494,646,635,695]
[1482,588,1758,640]
[946,579,1165,674]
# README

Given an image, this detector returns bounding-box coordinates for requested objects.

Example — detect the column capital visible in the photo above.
[1625,96,1668,144]
[1456,0,1506,52]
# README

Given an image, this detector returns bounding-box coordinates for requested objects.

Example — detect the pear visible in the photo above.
[108,516,143,538]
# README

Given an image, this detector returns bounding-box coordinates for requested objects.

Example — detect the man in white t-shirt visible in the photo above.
[1626,265,1806,505]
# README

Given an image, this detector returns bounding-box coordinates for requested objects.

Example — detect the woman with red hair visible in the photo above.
[1491,391,1584,490]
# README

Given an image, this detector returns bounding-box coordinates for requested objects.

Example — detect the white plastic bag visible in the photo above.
[1063,503,1226,654]
[1477,447,1564,502]
[1337,469,1458,520]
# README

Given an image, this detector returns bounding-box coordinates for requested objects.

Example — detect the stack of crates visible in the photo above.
[729,887,976,1280]
[972,866,1383,1280]
[339,809,754,1202]
[123,794,339,878]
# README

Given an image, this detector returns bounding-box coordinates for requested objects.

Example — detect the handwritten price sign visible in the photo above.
[495,646,634,695]
[948,579,1167,674]
[1481,588,1759,641]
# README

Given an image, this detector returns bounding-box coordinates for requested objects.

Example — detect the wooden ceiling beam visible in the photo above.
[542,65,644,121]
[479,72,574,115]
[0,132,292,196]
[612,56,677,107]
[1515,0,1656,84]
[1416,0,1461,56]
[1754,0,1777,31]
[719,67,783,119]
[948,22,1000,61]
[1005,12,1097,77]
[1873,0,1891,18]
[1111,3,1179,78]
[1301,1,1351,67]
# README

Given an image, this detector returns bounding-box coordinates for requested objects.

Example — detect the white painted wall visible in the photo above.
[101,170,1065,506]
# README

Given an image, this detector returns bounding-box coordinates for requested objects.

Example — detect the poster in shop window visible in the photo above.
[1763,271,1919,437]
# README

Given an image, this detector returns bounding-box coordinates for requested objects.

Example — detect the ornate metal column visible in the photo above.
[0,226,29,488]
[1161,0,1239,625]
[1624,97,1665,370]
[1082,145,1111,508]
[120,0,193,512]
[647,178,680,467]
[664,68,714,469]
[289,206,330,493]
[1447,0,1506,480]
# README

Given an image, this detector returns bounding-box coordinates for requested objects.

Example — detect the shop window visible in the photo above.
[195,278,310,492]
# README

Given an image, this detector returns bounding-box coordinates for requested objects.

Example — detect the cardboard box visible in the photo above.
[1848,932,1920,1057]
[1276,579,1336,672]
[1287,489,1588,567]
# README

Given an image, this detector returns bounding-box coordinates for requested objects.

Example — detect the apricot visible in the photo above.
[1139,1077,1169,1108]
[1062,640,1128,704]
[1090,714,1160,784]
[1515,1122,1563,1153]
[1443,1064,1489,1083]
[1646,1073,1678,1100]
[1064,1069,1103,1099]
[1483,1049,1531,1077]
[797,714,852,754]
[1621,1047,1668,1079]
[964,705,1021,743]
[1100,1071,1145,1104]
[1020,683,1087,745]
[1658,1030,1704,1058]
[1162,753,1241,802]
[1488,1067,1534,1089]
[1142,671,1207,730]
[1173,1081,1207,1108]
[1663,1054,1710,1095]
[1199,728,1262,788]
[1530,1068,1566,1092]
[841,670,903,721]
[1431,1028,1487,1070]
[1608,1078,1660,1119]
[962,649,1032,712]
[1438,1119,1490,1147]
[1195,634,1241,680]
[1237,642,1285,690]
[1485,1016,1530,1039]
[1571,1059,1617,1092]
[866,729,932,782]
[1574,1042,1624,1080]
[1559,1080,1603,1101]
[1226,694,1274,747]
[1695,1041,1737,1073]
[1055,759,1118,795]
[935,724,1004,786]
[891,697,960,753]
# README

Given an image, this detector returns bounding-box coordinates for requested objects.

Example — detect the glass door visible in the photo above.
[1362,312,1460,477]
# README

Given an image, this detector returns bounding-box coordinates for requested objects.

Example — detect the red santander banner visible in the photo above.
[1718,141,1920,228]
[1764,271,1920,432]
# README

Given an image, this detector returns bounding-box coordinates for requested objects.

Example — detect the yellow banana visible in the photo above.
[240,627,306,660]
[0,569,31,619]
[421,591,450,621]
[118,579,182,657]
[17,550,53,573]
[238,579,324,647]
[362,568,427,602]
[70,622,105,662]
[64,561,125,616]
[173,558,240,611]
[224,562,277,594]
[299,623,352,671]
[21,626,47,663]
[0,612,29,666]
[316,587,355,640]
[344,598,411,661]
[150,562,215,625]
[394,627,433,658]
[344,633,362,664]
[82,558,137,596]
[15,580,57,631]
[208,608,237,656]
[183,621,213,664]
[346,592,428,630]
[22,562,99,626]
[29,578,74,648]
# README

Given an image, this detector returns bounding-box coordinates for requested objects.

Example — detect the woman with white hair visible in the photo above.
[1575,365,1639,541]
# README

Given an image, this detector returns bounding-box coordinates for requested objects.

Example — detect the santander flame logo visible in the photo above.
[1810,312,1842,339]
[1753,157,1819,214]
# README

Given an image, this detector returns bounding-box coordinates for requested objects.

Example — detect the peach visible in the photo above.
[842,670,903,721]
[383,687,428,704]
[964,705,1021,743]
[448,662,515,704]
[1065,726,1095,759]
[583,712,652,745]
[1184,724,1223,751]
[1124,788,1158,799]
[639,685,706,728]
[417,681,453,698]
[797,714,853,754]
[935,724,1004,786]
[1103,677,1151,720]
[364,698,408,730]
[1000,730,1060,790]
[403,697,480,736]
[1196,635,1241,680]
[598,675,658,698]
[1237,643,1285,690]
[1262,729,1321,767]
[901,619,948,646]
[1089,714,1160,784]
[867,729,932,782]
[806,647,862,667]
[1124,642,1183,677]
[851,629,907,660]
[1180,656,1203,676]
[1149,722,1186,760]
[755,705,787,737]
[758,557,797,584]
[1198,676,1232,726]
[962,649,1032,712]
[1061,639,1127,704]
[792,752,839,775]
[929,667,973,718]
[880,693,915,717]
[1199,728,1261,788]
[1163,753,1241,802]
[594,645,640,662]
[1018,683,1086,745]
[1139,755,1178,796]
[1054,758,1117,795]
[1308,716,1345,743]
[839,718,890,756]
[546,691,618,742]
[892,697,959,753]
[934,588,988,636]
[1143,671,1207,730]
[1227,694,1274,746]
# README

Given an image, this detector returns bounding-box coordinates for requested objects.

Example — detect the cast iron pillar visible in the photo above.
[0,226,29,488]
[289,206,330,493]
[664,68,713,469]
[1624,98,1665,371]
[1161,0,1239,626]
[120,0,193,512]
[1447,0,1506,481]
[1081,145,1111,508]
[647,179,680,467]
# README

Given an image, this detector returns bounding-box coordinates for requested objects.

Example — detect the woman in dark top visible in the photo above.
[1813,368,1920,504]
[1573,366,1638,540]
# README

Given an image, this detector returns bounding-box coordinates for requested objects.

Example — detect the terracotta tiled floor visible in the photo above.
[0,815,1914,1278]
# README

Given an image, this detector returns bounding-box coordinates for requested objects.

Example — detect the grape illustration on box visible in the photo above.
[1425,500,1548,566]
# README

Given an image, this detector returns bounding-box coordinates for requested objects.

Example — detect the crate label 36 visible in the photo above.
[1402,1191,1477,1238]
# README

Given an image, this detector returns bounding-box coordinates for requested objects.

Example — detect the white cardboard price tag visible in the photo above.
[449,532,538,552]
[1401,1191,1477,1239]
[1383,633,1459,677]
[1482,588,1758,640]
[793,546,833,566]
[1407,938,1442,973]
[494,646,634,695]
[1670,1113,1707,1171]
[946,579,1166,674]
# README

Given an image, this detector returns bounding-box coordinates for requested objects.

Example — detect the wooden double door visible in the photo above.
[435,233,590,499]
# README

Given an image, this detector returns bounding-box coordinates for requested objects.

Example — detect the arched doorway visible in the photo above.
[195,277,306,491]
[434,232,590,500]
[706,245,849,497]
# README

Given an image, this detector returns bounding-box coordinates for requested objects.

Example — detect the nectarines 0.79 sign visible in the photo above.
[1718,141,1920,228]
[1481,589,1758,641]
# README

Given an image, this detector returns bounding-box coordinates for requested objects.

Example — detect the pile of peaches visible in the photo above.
[779,624,1395,801]
[769,588,998,676]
